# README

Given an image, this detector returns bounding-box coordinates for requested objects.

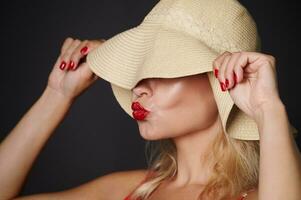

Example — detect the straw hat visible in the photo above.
[86,0,298,140]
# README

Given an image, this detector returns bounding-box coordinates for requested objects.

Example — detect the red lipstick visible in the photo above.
[131,102,150,120]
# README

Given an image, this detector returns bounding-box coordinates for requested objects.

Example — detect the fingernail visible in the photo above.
[220,82,226,91]
[80,46,88,55]
[71,63,77,70]
[59,61,66,70]
[225,79,229,88]
[68,60,75,70]
[233,72,237,85]
[214,68,219,78]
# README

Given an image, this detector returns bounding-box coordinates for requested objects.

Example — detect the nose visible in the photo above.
[131,79,152,101]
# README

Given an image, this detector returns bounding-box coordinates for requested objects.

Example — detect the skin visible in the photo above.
[131,74,222,185]
[131,73,219,141]
[0,38,300,200]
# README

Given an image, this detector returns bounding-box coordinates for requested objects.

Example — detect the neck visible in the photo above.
[171,115,223,187]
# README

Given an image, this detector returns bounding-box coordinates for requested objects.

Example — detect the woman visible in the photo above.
[0,0,300,200]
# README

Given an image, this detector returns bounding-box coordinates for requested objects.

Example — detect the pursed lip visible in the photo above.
[131,102,150,120]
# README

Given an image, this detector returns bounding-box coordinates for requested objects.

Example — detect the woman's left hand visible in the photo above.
[212,51,282,121]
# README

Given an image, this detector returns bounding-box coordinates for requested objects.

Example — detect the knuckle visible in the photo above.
[223,55,231,67]
[59,54,66,61]
[237,51,243,57]
[65,37,73,43]
[69,52,76,60]
[74,48,82,58]
[225,64,232,74]
[64,48,73,57]
[213,60,220,68]
[91,39,102,48]
[73,39,81,45]
[60,37,74,53]
[261,59,271,66]
[269,55,276,63]
[70,56,78,65]
[82,39,89,45]
[232,51,240,56]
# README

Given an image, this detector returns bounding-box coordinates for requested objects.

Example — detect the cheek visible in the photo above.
[162,99,218,137]
[137,105,180,140]
[188,97,219,131]
[137,88,183,140]
[137,81,219,140]
[151,91,218,139]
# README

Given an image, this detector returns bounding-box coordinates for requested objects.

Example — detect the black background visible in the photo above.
[0,0,300,196]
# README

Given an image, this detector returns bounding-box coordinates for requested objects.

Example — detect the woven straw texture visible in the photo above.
[87,0,298,140]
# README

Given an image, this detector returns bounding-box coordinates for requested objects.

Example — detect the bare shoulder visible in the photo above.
[73,168,149,199]
[13,169,149,200]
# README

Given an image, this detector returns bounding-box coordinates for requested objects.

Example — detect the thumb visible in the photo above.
[82,62,100,82]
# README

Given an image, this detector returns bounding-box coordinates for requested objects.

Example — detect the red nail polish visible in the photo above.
[80,46,88,55]
[220,82,226,91]
[59,61,66,70]
[233,72,237,85]
[71,63,77,70]
[225,79,229,88]
[68,61,75,69]
[214,68,219,78]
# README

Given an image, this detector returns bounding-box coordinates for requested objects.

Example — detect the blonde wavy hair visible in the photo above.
[130,124,260,200]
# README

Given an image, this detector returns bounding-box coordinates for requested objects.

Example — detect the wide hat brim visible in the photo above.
[87,23,298,140]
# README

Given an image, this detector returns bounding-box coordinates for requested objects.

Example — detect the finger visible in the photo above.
[60,37,74,55]
[50,38,75,76]
[52,56,68,75]
[212,51,231,74]
[233,53,245,84]
[218,54,231,91]
[212,51,232,92]
[55,37,74,70]
[72,39,106,70]
[233,51,263,83]
[79,62,100,82]
[224,52,241,89]
[69,40,89,70]
[61,39,82,71]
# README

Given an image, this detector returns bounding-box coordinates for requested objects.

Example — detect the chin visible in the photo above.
[138,124,170,140]
[139,130,164,141]
[139,129,183,141]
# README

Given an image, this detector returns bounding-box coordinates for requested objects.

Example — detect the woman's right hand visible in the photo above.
[46,37,105,101]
